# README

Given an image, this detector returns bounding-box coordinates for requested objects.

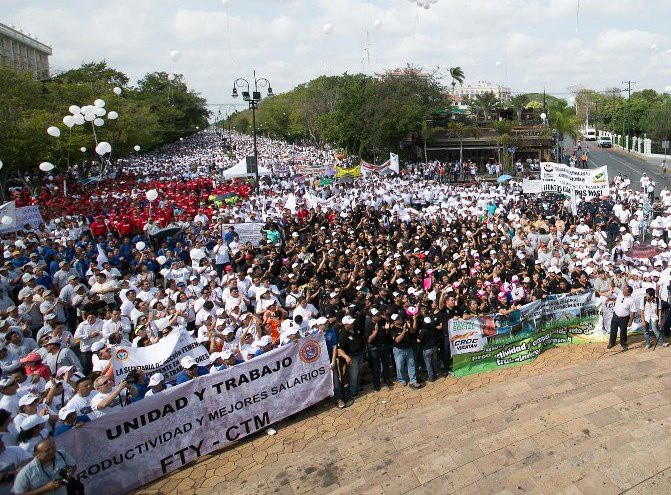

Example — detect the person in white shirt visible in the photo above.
[609,284,636,350]
[73,314,103,374]
[90,273,118,306]
[90,375,135,418]
[64,377,98,419]
[640,287,667,349]
[293,297,319,322]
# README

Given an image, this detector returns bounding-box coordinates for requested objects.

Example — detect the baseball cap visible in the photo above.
[180,356,197,369]
[58,406,77,421]
[148,373,165,387]
[19,352,42,364]
[220,349,234,360]
[55,365,74,378]
[91,341,106,353]
[259,335,272,346]
[342,315,355,325]
[20,414,48,431]
[208,352,223,364]
[18,394,41,407]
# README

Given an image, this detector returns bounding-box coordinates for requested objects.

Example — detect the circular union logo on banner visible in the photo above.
[115,349,129,361]
[299,341,321,363]
[543,163,554,173]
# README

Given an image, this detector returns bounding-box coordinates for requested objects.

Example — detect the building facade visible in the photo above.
[453,80,511,102]
[0,23,51,79]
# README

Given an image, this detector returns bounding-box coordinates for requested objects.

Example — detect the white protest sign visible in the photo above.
[522,179,543,194]
[540,162,609,198]
[111,329,210,383]
[222,222,264,246]
[0,203,44,234]
[57,336,332,494]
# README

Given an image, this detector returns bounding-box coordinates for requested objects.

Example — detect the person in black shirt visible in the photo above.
[390,315,421,389]
[366,309,392,390]
[336,314,366,403]
[417,315,439,381]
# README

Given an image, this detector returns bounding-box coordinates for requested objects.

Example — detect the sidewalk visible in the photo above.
[136,339,671,495]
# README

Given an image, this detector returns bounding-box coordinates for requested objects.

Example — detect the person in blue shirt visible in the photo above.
[53,406,90,436]
[175,356,209,384]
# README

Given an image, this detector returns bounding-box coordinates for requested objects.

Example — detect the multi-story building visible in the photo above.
[0,22,51,79]
[453,80,511,102]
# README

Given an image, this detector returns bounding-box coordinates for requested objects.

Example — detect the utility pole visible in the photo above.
[622,80,636,151]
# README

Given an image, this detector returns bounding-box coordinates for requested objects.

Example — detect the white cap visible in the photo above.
[208,352,223,364]
[259,335,272,346]
[148,373,165,386]
[180,356,197,369]
[19,414,48,431]
[58,406,77,421]
[91,341,106,352]
[342,315,355,325]
[18,393,41,407]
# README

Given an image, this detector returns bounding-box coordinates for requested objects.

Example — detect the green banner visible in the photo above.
[452,328,573,377]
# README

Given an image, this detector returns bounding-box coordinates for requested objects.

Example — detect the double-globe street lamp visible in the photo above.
[231,71,273,194]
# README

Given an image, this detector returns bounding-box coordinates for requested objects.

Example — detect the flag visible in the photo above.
[96,244,109,268]
[284,193,297,213]
[335,165,361,178]
[389,153,399,173]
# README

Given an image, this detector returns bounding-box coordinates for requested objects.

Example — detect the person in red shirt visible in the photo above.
[20,352,53,381]
[89,216,108,237]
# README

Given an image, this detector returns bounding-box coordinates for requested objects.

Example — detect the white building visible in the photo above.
[452,80,511,102]
[0,23,51,79]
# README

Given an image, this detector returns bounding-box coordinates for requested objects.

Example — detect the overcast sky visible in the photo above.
[4,0,671,111]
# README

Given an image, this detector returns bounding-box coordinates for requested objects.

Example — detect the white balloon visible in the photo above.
[62,115,75,128]
[652,44,658,50]
[666,49,671,55]
[170,50,182,62]
[146,189,158,201]
[95,107,106,117]
[84,113,96,122]
[373,19,382,29]
[47,126,61,138]
[107,111,118,120]
[0,159,3,170]
[94,118,104,127]
[156,255,167,265]
[39,162,55,172]
[1,216,12,226]
[134,145,141,152]
[323,23,332,35]
[74,114,85,125]
[423,3,430,8]
[495,61,502,66]
[167,73,176,82]
[136,241,146,251]
[94,99,105,108]
[80,147,87,152]
[95,141,111,155]
[69,105,81,115]
[81,105,93,115]
[222,0,231,5]
[113,87,122,95]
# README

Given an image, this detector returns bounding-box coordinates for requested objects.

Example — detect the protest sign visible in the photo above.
[111,329,211,383]
[450,291,602,376]
[57,336,332,494]
[222,222,264,246]
[540,162,609,197]
[522,179,543,194]
[0,203,44,234]
[0,202,17,234]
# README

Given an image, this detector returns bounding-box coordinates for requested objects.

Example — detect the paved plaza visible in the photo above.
[136,339,671,495]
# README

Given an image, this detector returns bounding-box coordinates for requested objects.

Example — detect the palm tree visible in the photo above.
[470,91,499,122]
[449,67,465,94]
[548,107,581,160]
[508,94,529,124]
[448,123,481,163]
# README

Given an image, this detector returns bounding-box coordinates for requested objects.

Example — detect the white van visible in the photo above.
[597,136,612,148]
[584,128,597,141]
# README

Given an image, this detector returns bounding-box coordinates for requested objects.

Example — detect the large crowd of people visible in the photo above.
[0,129,670,492]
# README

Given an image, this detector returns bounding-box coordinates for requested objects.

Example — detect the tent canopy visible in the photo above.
[222,158,271,180]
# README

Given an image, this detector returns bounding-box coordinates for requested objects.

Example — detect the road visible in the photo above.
[585,141,670,193]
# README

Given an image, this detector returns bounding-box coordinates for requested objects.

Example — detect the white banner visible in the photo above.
[522,179,543,194]
[540,162,609,197]
[0,203,44,234]
[57,336,332,494]
[111,329,210,383]
[389,153,400,174]
[222,222,264,247]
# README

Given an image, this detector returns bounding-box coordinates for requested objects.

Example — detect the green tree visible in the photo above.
[642,100,671,142]
[508,94,529,124]
[469,91,499,122]
[449,67,465,94]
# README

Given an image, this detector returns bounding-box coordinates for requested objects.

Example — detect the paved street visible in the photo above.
[136,339,671,495]
[587,144,670,193]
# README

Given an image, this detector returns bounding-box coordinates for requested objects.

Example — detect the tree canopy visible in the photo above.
[228,70,450,160]
[0,61,209,176]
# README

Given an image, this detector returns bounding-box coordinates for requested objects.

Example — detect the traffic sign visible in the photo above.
[663,140,669,150]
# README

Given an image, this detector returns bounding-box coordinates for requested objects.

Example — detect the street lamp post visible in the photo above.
[231,71,273,194]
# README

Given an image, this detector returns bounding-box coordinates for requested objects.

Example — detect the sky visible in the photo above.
[4,0,671,112]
